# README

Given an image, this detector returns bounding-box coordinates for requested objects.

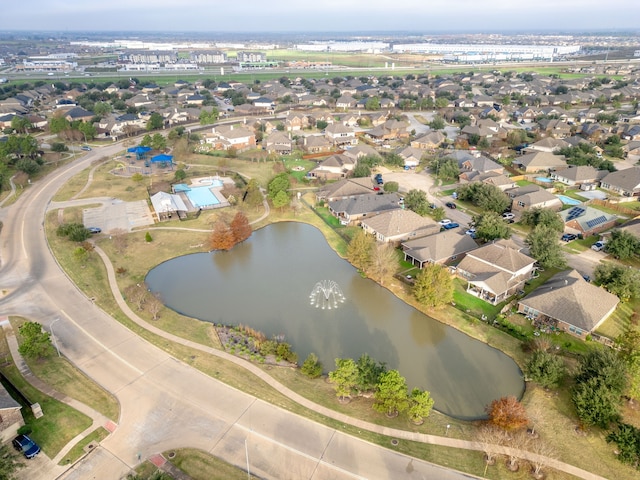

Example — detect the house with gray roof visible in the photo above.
[518,269,619,338]
[264,131,292,155]
[509,187,563,214]
[329,193,403,226]
[512,151,567,173]
[361,209,440,244]
[0,382,23,442]
[600,167,640,198]
[315,178,375,202]
[455,239,536,305]
[151,191,188,220]
[551,165,607,186]
[411,131,446,150]
[560,205,618,237]
[308,154,356,181]
[402,230,478,267]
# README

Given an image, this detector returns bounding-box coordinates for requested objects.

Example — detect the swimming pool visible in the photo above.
[556,194,582,206]
[535,177,553,183]
[185,186,220,208]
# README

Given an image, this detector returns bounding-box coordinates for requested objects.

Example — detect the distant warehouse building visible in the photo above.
[391,43,580,61]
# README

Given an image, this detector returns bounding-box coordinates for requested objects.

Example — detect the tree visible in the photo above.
[404,189,430,216]
[572,376,621,428]
[230,211,252,244]
[329,358,359,402]
[525,350,565,388]
[383,181,399,193]
[124,284,148,311]
[429,116,445,130]
[373,369,409,417]
[140,134,152,147]
[18,321,54,359]
[174,169,186,182]
[605,229,640,260]
[93,101,112,116]
[526,225,567,269]
[210,221,235,251]
[243,179,264,209]
[77,121,97,141]
[606,422,640,467]
[49,116,71,134]
[10,115,31,134]
[146,112,164,131]
[301,353,323,378]
[267,173,289,200]
[413,263,453,308]
[146,294,163,321]
[473,212,511,242]
[430,157,459,181]
[272,190,290,211]
[151,133,166,151]
[346,230,374,271]
[352,164,371,178]
[520,207,564,233]
[367,243,398,285]
[475,425,507,465]
[365,97,380,110]
[51,142,68,152]
[0,442,23,480]
[408,388,434,424]
[145,232,153,242]
[594,262,640,301]
[576,347,627,396]
[456,182,510,214]
[356,353,386,393]
[56,223,91,242]
[486,396,528,431]
[199,108,219,125]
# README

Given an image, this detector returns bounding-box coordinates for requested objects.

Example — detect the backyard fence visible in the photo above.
[590,199,639,216]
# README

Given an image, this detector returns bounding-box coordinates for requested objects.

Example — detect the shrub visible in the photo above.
[145,231,153,242]
[301,353,323,378]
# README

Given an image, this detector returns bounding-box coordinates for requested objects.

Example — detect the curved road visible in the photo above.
[0,147,475,479]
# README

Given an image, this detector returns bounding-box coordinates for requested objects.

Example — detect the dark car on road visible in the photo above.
[374,173,383,185]
[442,222,460,230]
[561,233,577,242]
[87,227,102,234]
[13,435,40,459]
[445,202,457,209]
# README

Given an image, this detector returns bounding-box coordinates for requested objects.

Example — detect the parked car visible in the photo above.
[445,202,457,209]
[429,203,436,209]
[80,145,92,151]
[374,173,383,185]
[561,233,578,242]
[442,222,460,230]
[502,212,515,220]
[465,228,477,238]
[87,227,102,234]
[591,240,606,251]
[12,435,40,459]
[438,219,452,226]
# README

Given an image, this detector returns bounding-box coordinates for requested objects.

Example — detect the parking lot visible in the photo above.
[82,199,154,233]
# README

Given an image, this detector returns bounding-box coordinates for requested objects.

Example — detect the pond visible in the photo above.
[146,222,524,419]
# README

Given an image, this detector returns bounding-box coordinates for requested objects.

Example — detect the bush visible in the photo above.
[56,223,91,242]
[17,425,32,435]
[301,353,323,378]
[145,232,153,242]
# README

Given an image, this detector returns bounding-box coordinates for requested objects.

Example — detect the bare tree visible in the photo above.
[475,425,507,465]
[504,431,530,472]
[124,284,148,311]
[367,243,398,286]
[146,293,163,321]
[528,437,556,478]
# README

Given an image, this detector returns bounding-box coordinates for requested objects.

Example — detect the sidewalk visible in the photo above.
[0,318,114,479]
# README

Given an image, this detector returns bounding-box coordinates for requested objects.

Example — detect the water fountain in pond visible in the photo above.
[309,280,345,310]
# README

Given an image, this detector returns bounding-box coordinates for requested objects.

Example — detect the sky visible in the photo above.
[1,0,639,33]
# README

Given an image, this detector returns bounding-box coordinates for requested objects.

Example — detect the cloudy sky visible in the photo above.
[1,0,639,32]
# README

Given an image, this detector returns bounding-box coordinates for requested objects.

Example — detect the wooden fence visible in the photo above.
[590,199,639,216]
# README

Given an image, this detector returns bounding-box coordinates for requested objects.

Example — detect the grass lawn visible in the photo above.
[595,297,640,340]
[58,427,109,465]
[167,449,260,480]
[452,279,502,320]
[515,180,534,187]
[12,318,119,422]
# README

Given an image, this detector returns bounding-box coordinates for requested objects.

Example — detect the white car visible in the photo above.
[591,241,606,252]
[502,212,515,220]
[438,219,452,226]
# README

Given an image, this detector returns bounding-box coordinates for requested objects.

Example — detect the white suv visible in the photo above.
[591,241,606,252]
[502,212,515,220]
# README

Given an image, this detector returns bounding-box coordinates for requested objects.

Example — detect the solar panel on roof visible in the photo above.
[566,206,585,220]
[586,216,608,229]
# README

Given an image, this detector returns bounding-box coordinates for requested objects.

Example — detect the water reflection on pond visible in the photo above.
[146,222,524,419]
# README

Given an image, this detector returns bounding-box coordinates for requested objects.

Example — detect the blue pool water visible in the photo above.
[556,195,582,206]
[535,177,553,183]
[185,186,220,208]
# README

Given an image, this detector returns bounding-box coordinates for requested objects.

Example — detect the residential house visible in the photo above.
[512,151,567,173]
[513,106,538,123]
[365,119,409,144]
[0,384,23,442]
[264,131,293,155]
[524,137,570,153]
[411,131,446,150]
[284,113,308,131]
[308,154,356,180]
[205,124,256,151]
[316,177,376,202]
[539,119,573,138]
[253,96,275,112]
[126,93,155,108]
[455,239,537,305]
[402,230,478,268]
[581,122,609,142]
[328,193,403,225]
[303,135,333,154]
[550,165,607,186]
[397,146,424,169]
[343,144,380,162]
[64,106,94,123]
[325,123,357,146]
[505,184,563,214]
[600,167,640,197]
[361,209,440,244]
[623,141,640,163]
[459,156,504,175]
[618,217,640,241]
[560,205,618,237]
[335,95,356,110]
[518,269,619,338]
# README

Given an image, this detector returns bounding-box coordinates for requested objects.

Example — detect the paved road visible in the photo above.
[0,146,477,480]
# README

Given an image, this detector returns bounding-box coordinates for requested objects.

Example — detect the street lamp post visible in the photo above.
[245,439,251,480]
[50,318,61,357]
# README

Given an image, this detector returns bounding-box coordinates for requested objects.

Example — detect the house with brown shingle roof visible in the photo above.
[411,131,446,150]
[264,131,292,155]
[518,269,619,338]
[325,123,357,146]
[512,151,567,173]
[402,230,479,267]
[551,165,607,186]
[328,193,403,226]
[315,178,376,202]
[308,154,356,181]
[456,239,536,305]
[600,167,640,197]
[361,209,440,244]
